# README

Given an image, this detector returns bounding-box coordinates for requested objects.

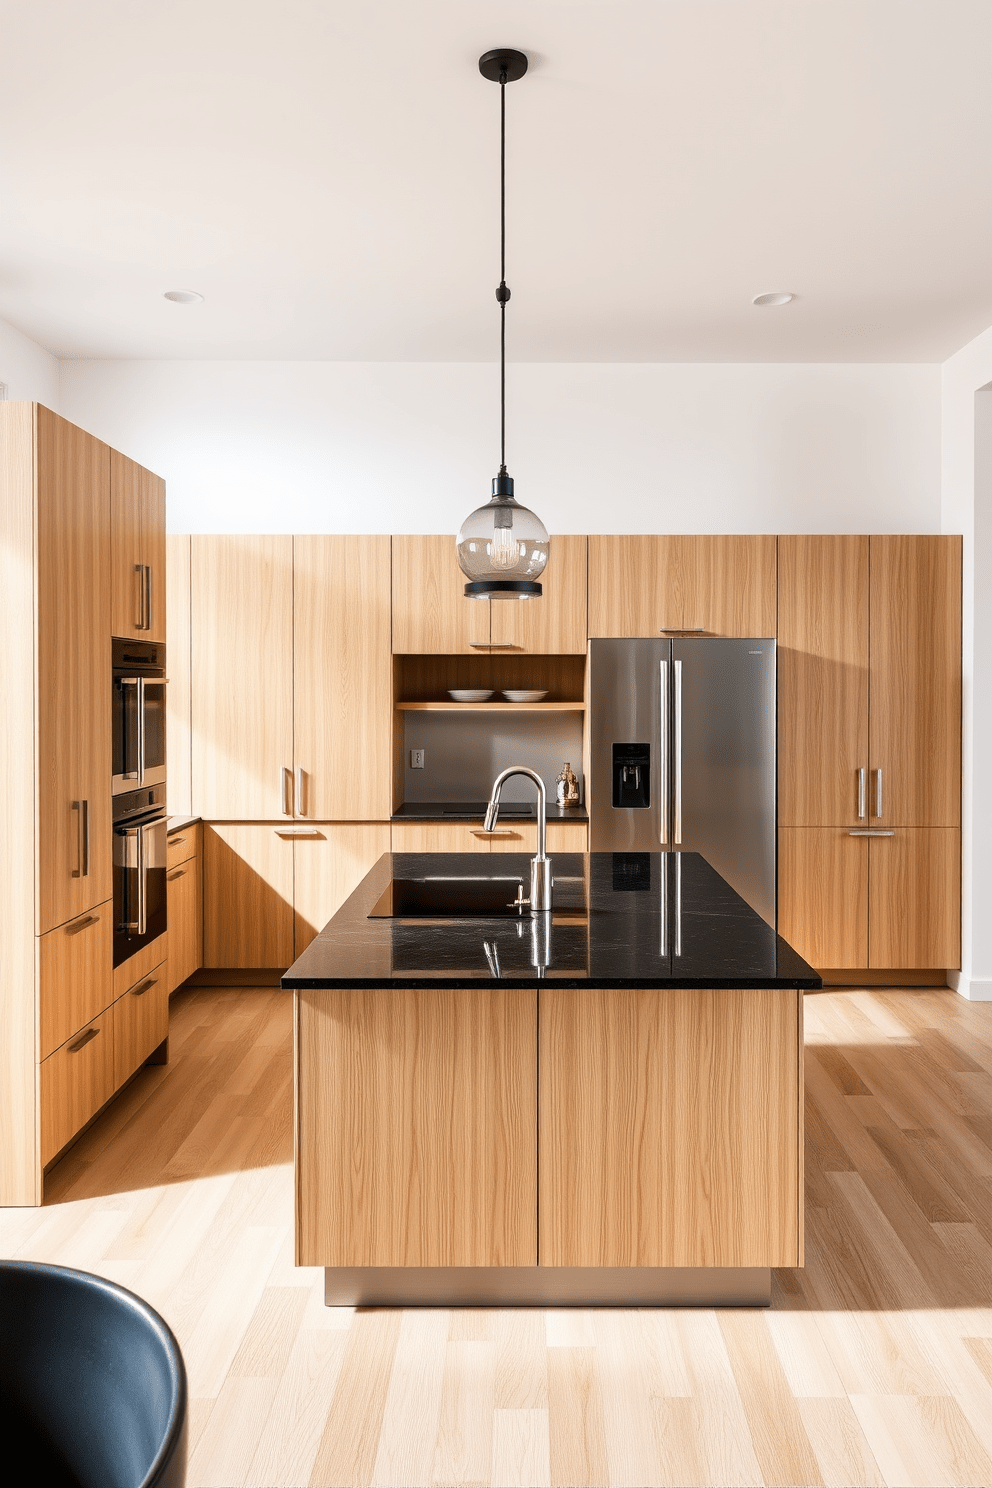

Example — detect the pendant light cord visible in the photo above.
[498,66,508,474]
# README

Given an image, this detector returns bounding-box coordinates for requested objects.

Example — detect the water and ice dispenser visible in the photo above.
[612,743,651,809]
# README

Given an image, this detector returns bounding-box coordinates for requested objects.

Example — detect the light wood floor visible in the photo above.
[3,985,992,1488]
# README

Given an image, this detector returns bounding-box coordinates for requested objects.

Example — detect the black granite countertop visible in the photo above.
[391,801,588,822]
[282,851,820,991]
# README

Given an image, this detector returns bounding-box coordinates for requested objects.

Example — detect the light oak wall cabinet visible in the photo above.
[588,535,777,639]
[1,403,169,1204]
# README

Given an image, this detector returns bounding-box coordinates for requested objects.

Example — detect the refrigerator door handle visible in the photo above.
[858,767,866,819]
[673,659,683,845]
[660,848,667,956]
[659,658,669,845]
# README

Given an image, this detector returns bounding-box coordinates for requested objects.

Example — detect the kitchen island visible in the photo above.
[284,851,820,1307]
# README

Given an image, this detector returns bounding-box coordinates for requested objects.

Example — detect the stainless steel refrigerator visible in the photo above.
[588,637,777,926]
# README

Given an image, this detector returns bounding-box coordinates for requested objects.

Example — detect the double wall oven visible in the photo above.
[112,638,167,968]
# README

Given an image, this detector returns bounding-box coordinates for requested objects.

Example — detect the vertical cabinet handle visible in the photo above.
[281,766,293,816]
[136,676,146,785]
[874,767,883,819]
[136,824,147,935]
[296,767,306,818]
[659,659,669,845]
[135,563,145,630]
[858,767,866,820]
[71,800,89,878]
[145,565,153,634]
[673,659,683,846]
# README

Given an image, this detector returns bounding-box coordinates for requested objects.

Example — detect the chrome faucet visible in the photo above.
[483,765,553,914]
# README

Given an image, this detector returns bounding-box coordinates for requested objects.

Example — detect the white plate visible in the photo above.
[448,689,494,702]
[502,690,548,703]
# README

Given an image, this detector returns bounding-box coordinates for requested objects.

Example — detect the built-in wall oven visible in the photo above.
[113,638,166,794]
[113,784,168,968]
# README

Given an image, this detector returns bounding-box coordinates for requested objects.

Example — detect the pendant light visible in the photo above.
[456,48,549,600]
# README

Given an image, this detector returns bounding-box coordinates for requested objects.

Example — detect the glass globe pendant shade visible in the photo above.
[456,472,549,599]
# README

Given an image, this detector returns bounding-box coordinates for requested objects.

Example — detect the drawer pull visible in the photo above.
[848,829,895,837]
[169,835,186,847]
[471,829,515,837]
[131,978,157,998]
[167,867,186,881]
[274,827,322,838]
[68,1027,99,1054]
[66,913,99,936]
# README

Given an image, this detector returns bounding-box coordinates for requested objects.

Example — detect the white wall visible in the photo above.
[0,317,59,408]
[57,359,942,535]
[942,323,992,1000]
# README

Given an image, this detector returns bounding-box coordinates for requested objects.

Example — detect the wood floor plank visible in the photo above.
[246,1326,349,1488]
[430,1340,496,1488]
[370,1308,447,1487]
[795,1397,885,1487]
[308,1308,403,1488]
[491,1408,551,1488]
[495,1308,548,1410]
[718,1310,823,1486]
[547,1346,608,1488]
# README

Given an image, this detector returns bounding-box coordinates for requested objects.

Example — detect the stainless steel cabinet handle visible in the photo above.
[874,767,883,819]
[135,563,145,629]
[858,767,866,820]
[66,912,99,936]
[296,767,306,817]
[659,659,669,845]
[673,660,683,846]
[471,828,515,837]
[71,800,89,878]
[281,766,293,816]
[145,565,153,634]
[274,827,322,838]
[848,829,894,837]
[659,627,705,635]
[167,867,186,881]
[487,643,517,650]
[131,977,156,998]
[68,1026,99,1054]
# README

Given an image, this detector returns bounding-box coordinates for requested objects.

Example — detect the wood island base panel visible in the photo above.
[287,850,819,1302]
[322,1265,771,1308]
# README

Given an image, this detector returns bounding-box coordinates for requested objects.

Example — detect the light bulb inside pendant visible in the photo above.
[456,48,550,601]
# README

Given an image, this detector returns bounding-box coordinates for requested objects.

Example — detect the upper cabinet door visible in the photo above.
[588,536,775,638]
[110,451,143,639]
[294,536,392,820]
[778,536,869,826]
[869,536,961,827]
[36,407,113,931]
[190,536,294,818]
[140,464,166,643]
[489,535,588,653]
[392,535,490,653]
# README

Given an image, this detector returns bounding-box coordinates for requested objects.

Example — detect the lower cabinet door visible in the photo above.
[296,986,538,1268]
[203,824,295,967]
[869,828,961,969]
[113,961,169,1090]
[40,1007,115,1167]
[490,821,589,854]
[778,828,868,969]
[539,986,802,1269]
[167,852,203,992]
[38,900,114,1060]
[292,824,390,954]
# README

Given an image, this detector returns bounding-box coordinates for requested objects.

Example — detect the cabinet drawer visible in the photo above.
[390,821,491,854]
[38,900,114,1060]
[113,960,169,1090]
[40,1007,115,1167]
[167,852,202,992]
[167,822,201,870]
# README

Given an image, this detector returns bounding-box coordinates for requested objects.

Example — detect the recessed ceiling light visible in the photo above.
[752,291,796,307]
[163,289,203,304]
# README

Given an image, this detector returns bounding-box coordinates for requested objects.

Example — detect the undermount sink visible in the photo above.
[368,876,530,919]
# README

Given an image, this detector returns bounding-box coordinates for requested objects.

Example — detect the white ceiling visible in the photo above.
[2,0,991,362]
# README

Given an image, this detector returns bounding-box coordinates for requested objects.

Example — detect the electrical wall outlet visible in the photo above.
[410,749,425,769]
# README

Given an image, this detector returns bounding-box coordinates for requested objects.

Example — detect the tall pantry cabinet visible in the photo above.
[778,535,961,970]
[188,535,392,967]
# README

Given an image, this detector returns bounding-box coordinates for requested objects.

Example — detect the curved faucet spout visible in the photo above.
[484,766,552,914]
